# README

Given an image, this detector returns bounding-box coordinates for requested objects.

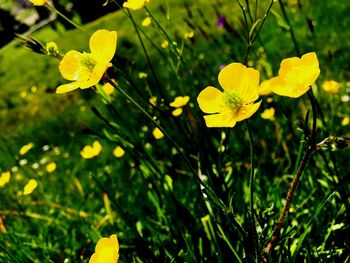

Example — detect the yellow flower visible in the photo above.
[102,83,115,97]
[123,0,150,10]
[113,146,125,158]
[258,80,273,96]
[341,117,349,126]
[80,141,102,159]
[322,80,341,94]
[141,17,152,27]
[172,108,183,117]
[260,108,275,120]
[56,30,117,94]
[271,52,320,98]
[23,179,38,195]
[161,40,169,49]
[184,31,194,39]
[89,234,119,263]
[197,63,261,127]
[152,127,164,140]
[138,72,148,79]
[19,143,34,155]
[46,162,57,173]
[29,0,48,6]
[149,96,157,106]
[46,41,59,56]
[170,96,190,108]
[0,172,11,187]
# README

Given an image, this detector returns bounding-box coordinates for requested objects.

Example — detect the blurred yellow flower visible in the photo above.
[89,234,119,263]
[46,41,59,56]
[141,17,152,27]
[169,96,189,117]
[184,31,194,39]
[80,141,102,159]
[138,72,148,79]
[29,0,48,6]
[341,117,349,126]
[258,80,272,96]
[56,30,117,94]
[102,83,115,97]
[23,179,38,195]
[172,108,183,117]
[197,63,261,127]
[113,146,125,158]
[322,80,341,94]
[271,52,320,98]
[152,127,164,139]
[260,108,275,120]
[161,40,169,49]
[19,143,34,155]
[0,171,11,187]
[46,162,57,173]
[149,96,157,106]
[123,0,150,10]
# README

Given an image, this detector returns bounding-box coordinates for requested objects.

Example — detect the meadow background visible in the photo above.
[0,0,349,262]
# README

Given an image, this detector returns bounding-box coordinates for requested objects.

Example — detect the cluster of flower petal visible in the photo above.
[56,30,117,94]
[80,141,102,159]
[170,96,190,116]
[123,0,150,10]
[197,63,261,128]
[89,234,119,263]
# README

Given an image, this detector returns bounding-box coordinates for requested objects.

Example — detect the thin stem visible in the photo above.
[45,4,89,35]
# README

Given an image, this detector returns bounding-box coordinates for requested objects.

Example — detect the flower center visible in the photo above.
[223,91,243,113]
[81,54,97,71]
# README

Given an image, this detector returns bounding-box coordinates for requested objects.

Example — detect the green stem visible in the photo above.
[45,4,89,35]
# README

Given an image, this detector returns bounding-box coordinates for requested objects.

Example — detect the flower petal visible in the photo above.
[301,52,320,84]
[56,82,81,94]
[203,110,237,128]
[235,100,262,122]
[89,30,117,63]
[218,63,246,91]
[79,62,110,89]
[59,50,83,81]
[197,86,224,114]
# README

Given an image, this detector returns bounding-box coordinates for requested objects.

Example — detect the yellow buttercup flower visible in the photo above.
[113,146,125,158]
[102,83,115,97]
[29,0,48,6]
[80,141,102,159]
[161,40,169,49]
[141,17,152,27]
[341,117,349,126]
[46,162,57,173]
[149,96,157,106]
[322,80,341,94]
[260,108,275,120]
[89,234,119,263]
[56,30,117,94]
[23,179,38,195]
[123,0,150,10]
[197,63,261,128]
[0,171,11,187]
[170,96,189,117]
[258,80,273,96]
[19,143,34,155]
[152,127,164,140]
[172,108,183,117]
[271,52,320,98]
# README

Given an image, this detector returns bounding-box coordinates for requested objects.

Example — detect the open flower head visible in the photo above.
[197,63,261,128]
[80,141,102,159]
[89,234,119,263]
[23,179,38,195]
[123,0,150,10]
[322,80,341,94]
[0,172,11,187]
[56,30,117,94]
[29,0,48,6]
[271,52,320,98]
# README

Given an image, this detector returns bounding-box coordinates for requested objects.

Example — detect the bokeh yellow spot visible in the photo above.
[113,146,125,158]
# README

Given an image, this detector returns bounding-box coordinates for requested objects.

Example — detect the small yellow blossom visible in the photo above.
[102,83,115,97]
[141,17,152,27]
[23,179,38,195]
[161,40,169,49]
[80,141,102,159]
[260,108,275,120]
[258,80,273,96]
[184,31,194,39]
[113,146,125,158]
[20,91,27,98]
[89,234,119,263]
[19,143,34,155]
[46,42,59,55]
[123,0,150,10]
[341,117,349,126]
[31,86,37,93]
[322,80,341,94]
[149,96,157,106]
[197,63,261,127]
[172,108,183,117]
[170,96,190,108]
[0,172,11,187]
[46,162,57,173]
[270,52,320,98]
[138,72,148,79]
[29,0,48,6]
[56,30,117,94]
[152,127,164,140]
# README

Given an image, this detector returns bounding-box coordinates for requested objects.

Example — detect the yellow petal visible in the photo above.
[0,171,11,187]
[197,86,224,114]
[29,0,48,6]
[59,50,83,81]
[172,108,183,116]
[260,107,275,120]
[169,96,190,108]
[46,162,57,173]
[89,30,117,63]
[203,110,237,128]
[56,82,81,94]
[113,146,125,158]
[141,17,152,27]
[341,117,349,126]
[23,179,38,195]
[19,143,34,155]
[235,101,262,122]
[80,141,102,159]
[89,235,119,263]
[152,127,164,140]
[258,80,273,96]
[102,83,115,96]
[123,0,147,10]
[79,62,110,89]
[322,80,340,94]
